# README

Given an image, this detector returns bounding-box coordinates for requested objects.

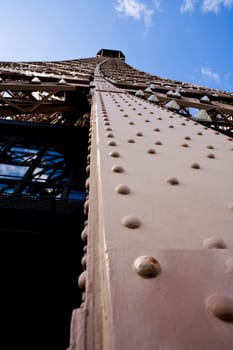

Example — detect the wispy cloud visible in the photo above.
[115,0,154,28]
[154,0,163,12]
[180,0,196,13]
[201,66,220,82]
[180,0,233,13]
[202,0,233,13]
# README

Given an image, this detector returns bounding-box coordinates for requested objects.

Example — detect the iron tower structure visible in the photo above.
[0,49,232,350]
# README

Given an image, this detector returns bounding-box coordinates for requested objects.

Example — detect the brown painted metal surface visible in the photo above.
[70,58,233,350]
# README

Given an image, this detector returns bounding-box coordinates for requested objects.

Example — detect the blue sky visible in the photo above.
[0,0,232,92]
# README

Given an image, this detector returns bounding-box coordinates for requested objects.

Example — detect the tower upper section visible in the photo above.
[96,48,125,61]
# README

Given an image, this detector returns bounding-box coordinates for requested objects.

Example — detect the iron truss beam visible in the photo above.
[0,52,233,350]
[70,59,233,350]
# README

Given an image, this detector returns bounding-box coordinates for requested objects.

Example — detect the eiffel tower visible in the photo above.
[0,49,232,350]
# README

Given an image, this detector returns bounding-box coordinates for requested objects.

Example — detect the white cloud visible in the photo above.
[180,0,233,14]
[201,66,220,82]
[180,0,196,13]
[115,0,154,28]
[202,0,233,13]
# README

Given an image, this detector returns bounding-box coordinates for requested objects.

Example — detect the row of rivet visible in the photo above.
[77,95,97,291]
[101,95,233,230]
[115,92,232,142]
[77,100,97,296]
[99,90,230,268]
[110,92,233,319]
[96,70,233,326]
[97,87,233,324]
[106,93,233,152]
[102,93,233,215]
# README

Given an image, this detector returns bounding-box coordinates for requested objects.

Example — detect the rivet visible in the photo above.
[108,141,117,146]
[138,113,142,116]
[109,151,120,158]
[228,138,233,141]
[158,117,163,120]
[155,141,162,145]
[136,132,143,136]
[225,257,233,274]
[112,165,124,173]
[129,121,135,125]
[181,123,186,126]
[106,133,114,138]
[185,136,191,140]
[181,143,189,147]
[104,121,110,126]
[128,139,135,143]
[169,116,173,119]
[134,256,161,278]
[115,184,131,195]
[123,114,128,117]
[84,199,89,213]
[215,132,219,135]
[190,162,201,169]
[206,294,233,322]
[150,111,154,114]
[78,271,86,291]
[120,109,124,112]
[85,178,90,190]
[197,132,203,136]
[165,177,180,185]
[121,215,141,229]
[207,145,214,149]
[145,119,150,123]
[81,227,88,241]
[147,148,156,154]
[169,125,174,128]
[203,236,227,249]
[81,255,87,268]
[154,128,160,132]
[106,127,112,131]
[207,153,215,159]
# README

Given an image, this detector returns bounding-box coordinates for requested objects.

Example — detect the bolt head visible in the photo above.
[206,294,233,322]
[134,256,161,278]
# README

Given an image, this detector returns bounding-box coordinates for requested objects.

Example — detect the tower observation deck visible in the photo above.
[0,49,232,350]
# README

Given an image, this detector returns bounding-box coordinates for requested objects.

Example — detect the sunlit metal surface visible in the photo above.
[69,55,233,350]
[1,50,232,350]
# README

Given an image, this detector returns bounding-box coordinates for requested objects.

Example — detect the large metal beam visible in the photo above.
[69,61,233,350]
